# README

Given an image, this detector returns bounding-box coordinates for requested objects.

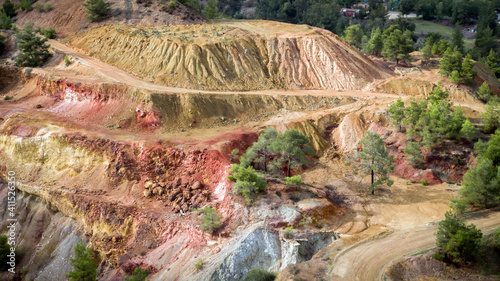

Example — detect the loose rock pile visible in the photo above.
[144,178,210,213]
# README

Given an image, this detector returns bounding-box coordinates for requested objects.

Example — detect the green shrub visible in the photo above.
[194,258,204,270]
[436,211,482,263]
[43,2,52,11]
[124,267,149,281]
[228,164,267,199]
[168,0,176,10]
[421,178,428,186]
[15,24,51,67]
[20,0,33,11]
[404,142,425,168]
[198,207,222,234]
[40,27,56,39]
[83,0,109,22]
[285,175,302,185]
[433,251,444,261]
[4,96,13,100]
[243,268,276,281]
[492,228,500,249]
[64,55,71,66]
[66,239,98,281]
[0,13,12,30]
[283,226,293,239]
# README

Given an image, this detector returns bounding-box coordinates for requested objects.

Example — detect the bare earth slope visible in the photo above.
[64,20,393,91]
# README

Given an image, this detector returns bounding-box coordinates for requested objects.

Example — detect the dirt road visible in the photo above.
[329,209,500,281]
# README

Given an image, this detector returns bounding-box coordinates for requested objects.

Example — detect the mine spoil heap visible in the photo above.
[65,20,392,91]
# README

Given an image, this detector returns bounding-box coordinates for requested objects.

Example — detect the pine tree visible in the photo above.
[20,0,33,11]
[439,47,462,76]
[82,0,110,22]
[460,119,476,142]
[364,27,383,56]
[459,157,499,207]
[388,97,405,131]
[344,24,364,50]
[460,53,477,84]
[2,0,16,18]
[473,27,497,58]
[124,268,149,281]
[199,207,223,234]
[485,49,500,77]
[0,12,11,30]
[382,28,414,65]
[477,82,493,102]
[347,131,395,195]
[270,129,314,177]
[67,239,98,281]
[436,211,483,263]
[203,0,219,19]
[15,24,51,67]
[450,25,464,54]
[404,141,425,168]
[481,101,500,133]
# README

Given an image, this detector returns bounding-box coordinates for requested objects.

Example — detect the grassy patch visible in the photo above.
[409,249,431,256]
[412,19,475,50]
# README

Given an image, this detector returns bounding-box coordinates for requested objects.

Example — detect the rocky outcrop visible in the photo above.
[210,227,338,280]
[65,21,392,91]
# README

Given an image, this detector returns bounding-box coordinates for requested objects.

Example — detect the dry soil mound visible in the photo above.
[65,21,393,91]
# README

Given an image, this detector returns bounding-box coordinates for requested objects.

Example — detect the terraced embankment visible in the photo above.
[64,21,392,91]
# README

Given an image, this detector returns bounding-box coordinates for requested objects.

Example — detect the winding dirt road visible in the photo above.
[329,209,500,281]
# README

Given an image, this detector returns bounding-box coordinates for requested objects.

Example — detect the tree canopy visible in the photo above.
[348,131,395,194]
[15,24,51,67]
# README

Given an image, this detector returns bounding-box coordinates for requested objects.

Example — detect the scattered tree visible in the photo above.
[270,129,314,177]
[481,101,500,133]
[20,0,33,11]
[2,0,16,18]
[228,164,267,200]
[436,211,482,263]
[344,24,364,50]
[460,119,476,142]
[477,82,494,102]
[241,126,279,172]
[459,157,499,207]
[382,27,414,65]
[348,131,395,195]
[15,24,51,67]
[67,239,98,281]
[485,49,500,77]
[364,27,383,56]
[203,0,219,19]
[82,0,110,22]
[482,129,500,166]
[450,25,464,54]
[404,141,425,168]
[388,97,405,131]
[0,12,12,30]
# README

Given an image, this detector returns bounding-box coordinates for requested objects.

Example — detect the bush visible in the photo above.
[285,175,302,185]
[15,24,51,67]
[243,268,276,281]
[421,178,428,186]
[168,0,176,11]
[198,207,222,234]
[492,228,500,249]
[0,13,12,30]
[436,211,482,263]
[82,0,109,22]
[228,164,267,199]
[64,55,71,66]
[42,2,53,12]
[404,142,425,168]
[20,0,33,11]
[283,226,293,239]
[194,258,203,270]
[124,267,149,281]
[40,27,56,39]
[66,239,98,281]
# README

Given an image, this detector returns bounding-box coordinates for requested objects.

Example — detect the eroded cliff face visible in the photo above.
[0,183,82,281]
[65,21,392,91]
